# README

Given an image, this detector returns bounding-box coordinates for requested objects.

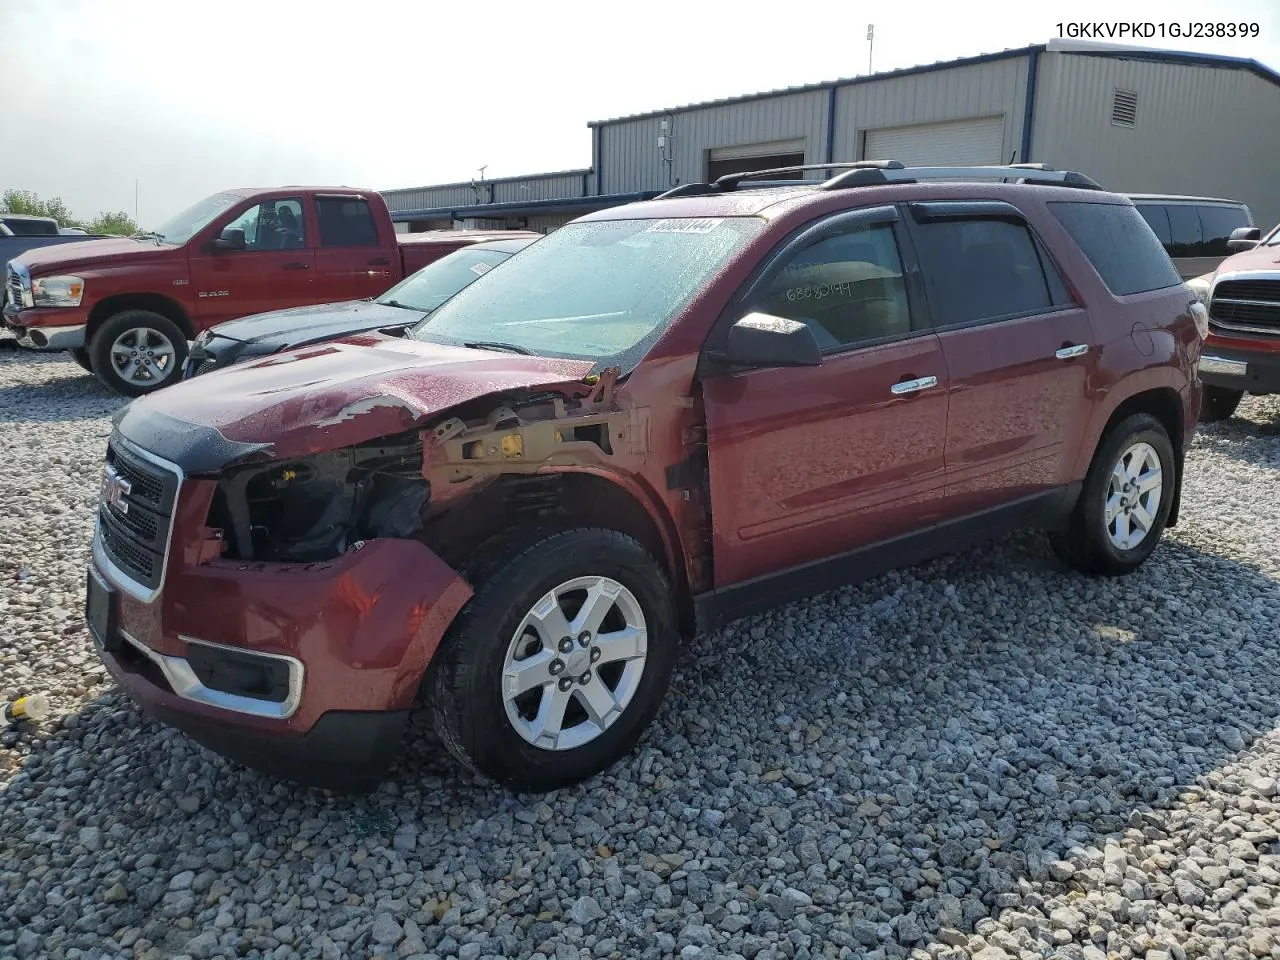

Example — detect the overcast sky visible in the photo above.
[4,0,1278,228]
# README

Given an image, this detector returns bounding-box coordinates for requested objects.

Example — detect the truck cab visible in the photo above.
[4,186,449,396]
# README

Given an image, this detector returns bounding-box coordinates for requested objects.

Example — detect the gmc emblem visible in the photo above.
[102,464,132,514]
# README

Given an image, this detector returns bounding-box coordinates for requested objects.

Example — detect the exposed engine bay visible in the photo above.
[209,434,429,562]
[205,371,638,565]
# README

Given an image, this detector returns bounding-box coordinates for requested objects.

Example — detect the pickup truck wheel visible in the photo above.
[89,310,188,397]
[68,348,93,373]
[1050,413,1174,576]
[1201,385,1244,423]
[428,528,677,792]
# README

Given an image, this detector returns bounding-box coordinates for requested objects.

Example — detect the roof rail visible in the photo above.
[715,160,905,191]
[655,179,823,199]
[821,163,1102,191]
[652,160,1101,201]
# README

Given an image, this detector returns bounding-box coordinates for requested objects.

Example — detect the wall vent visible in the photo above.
[1112,89,1138,127]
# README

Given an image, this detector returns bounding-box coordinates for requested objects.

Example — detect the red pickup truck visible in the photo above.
[2,187,502,395]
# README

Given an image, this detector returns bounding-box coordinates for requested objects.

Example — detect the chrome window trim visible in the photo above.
[121,630,304,720]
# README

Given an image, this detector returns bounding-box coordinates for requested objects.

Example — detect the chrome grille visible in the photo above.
[96,441,180,591]
[1209,278,1280,336]
[6,266,24,310]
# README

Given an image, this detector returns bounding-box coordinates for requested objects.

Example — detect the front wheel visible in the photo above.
[1201,385,1244,423]
[1050,413,1175,576]
[89,310,188,397]
[428,528,677,791]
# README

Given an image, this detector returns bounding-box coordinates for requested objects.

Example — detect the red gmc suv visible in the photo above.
[85,162,1204,792]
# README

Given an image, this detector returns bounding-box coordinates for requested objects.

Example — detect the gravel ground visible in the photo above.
[2,348,1280,960]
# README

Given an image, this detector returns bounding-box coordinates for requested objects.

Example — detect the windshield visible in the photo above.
[148,192,242,245]
[387,248,515,314]
[1266,223,1280,246]
[411,217,764,365]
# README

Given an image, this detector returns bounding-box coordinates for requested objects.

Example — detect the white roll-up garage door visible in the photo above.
[864,116,1006,167]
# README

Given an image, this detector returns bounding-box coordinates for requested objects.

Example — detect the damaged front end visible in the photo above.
[209,433,429,563]
[200,368,636,568]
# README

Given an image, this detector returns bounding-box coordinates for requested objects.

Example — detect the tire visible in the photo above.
[429,528,677,792]
[88,310,188,397]
[68,347,93,373]
[1050,413,1176,576]
[1200,385,1244,423]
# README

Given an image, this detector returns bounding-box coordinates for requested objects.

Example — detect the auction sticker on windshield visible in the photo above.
[470,262,493,277]
[645,218,725,234]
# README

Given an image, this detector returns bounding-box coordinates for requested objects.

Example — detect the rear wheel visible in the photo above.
[1201,385,1244,423]
[429,528,677,791]
[89,310,188,397]
[1050,413,1175,576]
[68,347,93,372]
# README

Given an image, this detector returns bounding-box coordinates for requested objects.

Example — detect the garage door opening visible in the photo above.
[707,140,806,182]
[864,116,1006,167]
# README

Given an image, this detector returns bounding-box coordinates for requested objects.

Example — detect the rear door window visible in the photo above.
[1198,205,1251,257]
[909,214,1058,327]
[316,197,380,248]
[1135,204,1172,247]
[1048,201,1182,296]
[1165,204,1202,258]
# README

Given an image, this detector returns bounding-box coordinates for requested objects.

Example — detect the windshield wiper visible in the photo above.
[379,299,424,311]
[464,340,534,355]
[132,231,165,243]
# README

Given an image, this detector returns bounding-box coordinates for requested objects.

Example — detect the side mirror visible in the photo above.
[722,312,823,368]
[213,226,247,251]
[1227,226,1261,253]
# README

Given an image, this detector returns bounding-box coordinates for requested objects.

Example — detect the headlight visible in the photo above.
[31,275,85,308]
[1186,275,1212,339]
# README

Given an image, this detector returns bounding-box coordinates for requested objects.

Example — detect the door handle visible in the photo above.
[1055,343,1089,360]
[368,256,391,266]
[890,375,939,396]
[283,262,310,271]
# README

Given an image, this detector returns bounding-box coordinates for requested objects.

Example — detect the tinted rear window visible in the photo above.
[316,197,379,248]
[1048,202,1181,296]
[1198,204,1251,257]
[1165,204,1202,258]
[2,217,57,237]
[1135,205,1171,246]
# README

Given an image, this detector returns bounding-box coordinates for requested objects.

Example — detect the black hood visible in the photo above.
[207,300,423,347]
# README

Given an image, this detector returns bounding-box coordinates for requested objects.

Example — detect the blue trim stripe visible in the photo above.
[1020,47,1040,164]
[824,87,838,164]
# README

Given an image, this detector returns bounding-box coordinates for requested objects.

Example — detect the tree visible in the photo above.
[86,211,138,236]
[0,189,84,229]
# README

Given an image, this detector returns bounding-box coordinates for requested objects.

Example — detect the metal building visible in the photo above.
[383,38,1280,232]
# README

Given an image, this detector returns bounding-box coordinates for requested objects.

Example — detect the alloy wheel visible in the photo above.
[1105,441,1163,550]
[501,575,648,751]
[109,327,177,386]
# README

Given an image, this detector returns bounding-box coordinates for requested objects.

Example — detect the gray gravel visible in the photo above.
[3,348,1280,960]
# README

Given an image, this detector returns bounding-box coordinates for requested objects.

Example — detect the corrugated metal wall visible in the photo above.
[834,56,1029,162]
[383,170,591,215]
[596,58,1030,192]
[598,90,830,194]
[1032,53,1280,228]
